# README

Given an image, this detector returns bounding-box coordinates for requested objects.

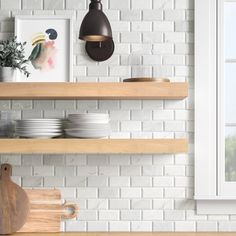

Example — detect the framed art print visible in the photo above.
[15,16,73,82]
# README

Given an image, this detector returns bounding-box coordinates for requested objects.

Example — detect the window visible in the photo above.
[219,0,236,195]
[195,0,236,213]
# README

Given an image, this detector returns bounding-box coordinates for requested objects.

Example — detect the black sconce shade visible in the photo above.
[79,10,112,42]
[79,0,114,61]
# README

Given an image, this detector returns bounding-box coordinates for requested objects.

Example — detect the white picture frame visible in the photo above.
[15,15,73,82]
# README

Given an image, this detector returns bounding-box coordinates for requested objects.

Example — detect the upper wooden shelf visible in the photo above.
[14,233,236,236]
[0,82,188,100]
[0,139,188,154]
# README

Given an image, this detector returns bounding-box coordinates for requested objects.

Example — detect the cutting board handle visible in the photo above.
[1,164,12,180]
[61,203,79,219]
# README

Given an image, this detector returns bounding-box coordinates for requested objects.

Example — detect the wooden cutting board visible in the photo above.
[0,164,30,235]
[18,189,78,233]
[123,77,170,82]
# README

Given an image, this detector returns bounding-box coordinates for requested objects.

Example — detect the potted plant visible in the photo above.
[0,36,30,82]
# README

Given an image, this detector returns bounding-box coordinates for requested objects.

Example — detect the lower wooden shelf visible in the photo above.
[14,233,235,236]
[0,139,188,154]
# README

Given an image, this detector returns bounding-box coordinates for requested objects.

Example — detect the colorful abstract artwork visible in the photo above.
[29,29,58,71]
[15,16,73,82]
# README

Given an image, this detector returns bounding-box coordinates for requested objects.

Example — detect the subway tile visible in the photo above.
[22,0,42,9]
[131,0,152,9]
[143,32,163,43]
[99,210,119,220]
[165,165,185,176]
[110,0,130,9]
[110,199,130,209]
[154,21,174,32]
[109,221,130,231]
[143,188,163,198]
[87,199,108,210]
[153,199,174,210]
[153,221,174,231]
[131,22,152,32]
[87,176,108,187]
[55,166,76,176]
[121,100,141,110]
[44,0,64,9]
[121,210,141,220]
[121,188,141,198]
[143,10,162,20]
[143,121,163,132]
[153,0,174,9]
[77,188,98,198]
[143,210,163,220]
[175,221,196,232]
[175,0,194,9]
[164,187,185,198]
[110,176,130,187]
[131,221,152,231]
[66,0,86,9]
[131,176,152,187]
[131,199,152,210]
[65,221,86,232]
[99,188,119,198]
[78,210,97,221]
[164,9,185,21]
[77,166,97,176]
[34,166,54,176]
[43,154,65,166]
[131,155,152,165]
[1,0,21,9]
[12,100,32,110]
[121,10,141,21]
[164,210,185,221]
[22,154,43,166]
[99,166,119,176]
[44,176,64,187]
[22,176,43,187]
[66,176,87,187]
[65,154,87,166]
[87,221,108,231]
[197,221,218,232]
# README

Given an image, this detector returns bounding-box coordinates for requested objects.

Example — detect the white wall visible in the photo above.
[0,0,217,232]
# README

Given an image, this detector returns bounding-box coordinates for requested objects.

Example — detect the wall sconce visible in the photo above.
[79,0,114,62]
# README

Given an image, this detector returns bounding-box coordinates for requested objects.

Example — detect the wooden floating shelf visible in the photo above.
[0,82,188,100]
[14,234,233,236]
[0,139,188,154]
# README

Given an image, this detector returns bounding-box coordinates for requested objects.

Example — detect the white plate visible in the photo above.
[16,133,62,139]
[16,119,62,122]
[66,130,110,138]
[16,131,62,135]
[66,123,110,130]
[68,113,109,118]
[66,133,108,139]
[16,123,62,125]
[16,125,62,130]
[16,129,62,133]
[16,122,62,125]
[68,119,110,124]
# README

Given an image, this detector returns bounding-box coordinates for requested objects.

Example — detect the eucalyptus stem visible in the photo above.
[0,36,30,77]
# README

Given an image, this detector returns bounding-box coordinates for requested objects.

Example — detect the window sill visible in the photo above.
[196,199,236,214]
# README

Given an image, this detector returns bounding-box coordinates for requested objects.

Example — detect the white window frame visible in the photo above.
[195,0,236,214]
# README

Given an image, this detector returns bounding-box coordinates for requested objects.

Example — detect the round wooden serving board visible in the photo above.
[0,164,30,235]
[123,77,170,83]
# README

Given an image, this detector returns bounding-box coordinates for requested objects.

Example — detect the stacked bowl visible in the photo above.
[15,119,62,138]
[65,113,110,139]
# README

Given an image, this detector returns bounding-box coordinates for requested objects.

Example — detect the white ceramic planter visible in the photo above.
[0,67,16,82]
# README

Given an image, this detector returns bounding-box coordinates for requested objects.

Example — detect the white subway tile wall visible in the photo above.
[0,0,219,232]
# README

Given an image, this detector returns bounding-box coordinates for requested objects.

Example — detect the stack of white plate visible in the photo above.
[15,119,62,138]
[65,113,110,138]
